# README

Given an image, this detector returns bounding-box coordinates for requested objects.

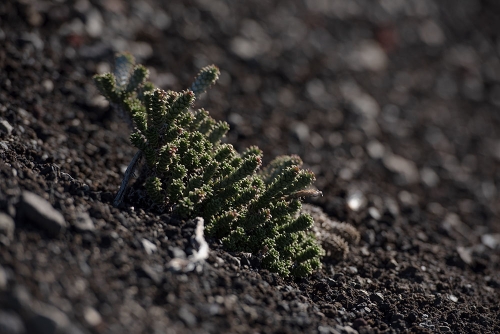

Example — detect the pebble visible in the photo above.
[74,212,95,232]
[419,20,445,46]
[0,265,6,290]
[366,140,385,159]
[456,246,473,266]
[368,207,381,220]
[19,32,44,50]
[83,307,102,327]
[370,292,384,303]
[447,294,459,303]
[383,154,419,184]
[225,254,241,268]
[25,302,72,334]
[0,212,15,241]
[340,81,380,118]
[19,191,66,237]
[347,190,366,212]
[481,233,500,249]
[291,122,310,144]
[7,286,77,334]
[168,246,186,259]
[141,238,157,255]
[420,167,439,187]
[140,264,162,285]
[0,311,25,334]
[0,120,13,135]
[42,79,54,93]
[85,9,104,38]
[178,306,197,326]
[349,40,388,72]
[335,324,359,334]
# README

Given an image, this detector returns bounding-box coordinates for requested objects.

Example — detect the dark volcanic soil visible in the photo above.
[1,0,500,333]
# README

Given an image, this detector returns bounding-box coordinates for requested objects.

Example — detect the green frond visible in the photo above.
[190,65,220,97]
[209,210,237,238]
[214,155,262,190]
[157,144,177,172]
[173,197,195,218]
[93,73,120,103]
[242,146,263,159]
[167,178,185,203]
[214,144,235,162]
[145,176,163,205]
[280,213,314,234]
[198,117,216,135]
[126,65,149,93]
[207,121,230,143]
[190,109,210,131]
[143,146,157,167]
[130,132,146,151]
[166,90,195,123]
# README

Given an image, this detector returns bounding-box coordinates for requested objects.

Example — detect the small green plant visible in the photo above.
[94,53,325,277]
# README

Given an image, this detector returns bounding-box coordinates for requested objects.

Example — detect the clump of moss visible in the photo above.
[94,53,325,277]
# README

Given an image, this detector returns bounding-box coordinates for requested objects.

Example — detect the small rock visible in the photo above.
[291,122,310,144]
[340,81,380,118]
[74,212,94,231]
[366,140,385,159]
[368,207,381,220]
[318,325,338,334]
[349,40,388,72]
[419,20,445,46]
[225,254,241,268]
[481,233,500,249]
[447,294,458,303]
[370,292,384,303]
[0,265,7,290]
[387,258,399,269]
[383,154,419,184]
[0,311,25,334]
[456,246,473,266]
[178,306,197,326]
[141,238,157,255]
[335,324,359,334]
[168,247,186,259]
[0,212,15,241]
[20,32,44,50]
[83,307,101,327]
[139,264,162,285]
[0,120,13,135]
[19,191,66,237]
[352,318,367,329]
[347,190,366,212]
[26,302,71,334]
[42,79,54,93]
[420,167,439,187]
[85,9,103,38]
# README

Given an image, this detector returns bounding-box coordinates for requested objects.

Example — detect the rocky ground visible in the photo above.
[1,0,500,333]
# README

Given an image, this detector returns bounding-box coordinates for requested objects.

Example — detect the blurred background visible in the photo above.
[7,0,500,243]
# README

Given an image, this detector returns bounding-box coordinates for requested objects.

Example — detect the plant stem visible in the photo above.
[114,150,142,207]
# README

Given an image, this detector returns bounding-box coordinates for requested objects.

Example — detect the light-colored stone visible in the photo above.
[19,191,66,237]
[0,120,13,135]
[0,213,14,241]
